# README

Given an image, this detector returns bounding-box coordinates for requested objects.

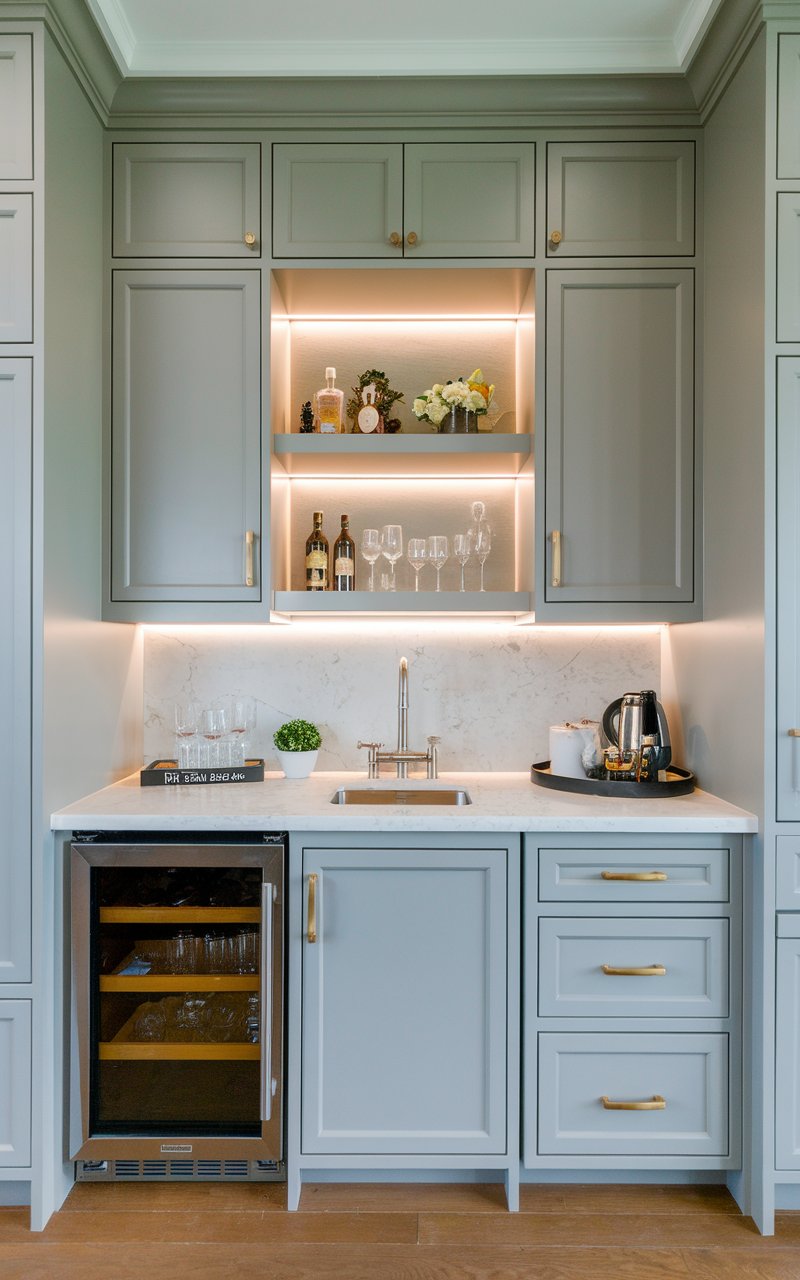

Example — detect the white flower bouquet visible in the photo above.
[412,368,495,429]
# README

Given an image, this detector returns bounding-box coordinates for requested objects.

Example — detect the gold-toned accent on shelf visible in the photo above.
[601,963,666,977]
[100,975,260,993]
[790,729,800,737]
[245,529,255,587]
[601,1095,666,1111]
[551,529,561,587]
[549,230,563,247]
[406,231,419,246]
[244,232,257,247]
[307,873,318,944]
[600,871,667,883]
[389,231,402,247]
[99,907,261,924]
[98,1043,260,1061]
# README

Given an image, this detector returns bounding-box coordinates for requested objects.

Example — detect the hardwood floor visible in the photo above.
[0,1183,798,1279]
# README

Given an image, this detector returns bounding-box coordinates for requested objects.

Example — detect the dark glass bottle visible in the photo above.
[305,511,328,591]
[333,514,355,591]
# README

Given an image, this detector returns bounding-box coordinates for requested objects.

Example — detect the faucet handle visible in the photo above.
[358,741,383,750]
[427,736,441,746]
[358,740,383,779]
[426,736,440,780]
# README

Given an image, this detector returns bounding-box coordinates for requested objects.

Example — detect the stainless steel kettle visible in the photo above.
[602,690,672,772]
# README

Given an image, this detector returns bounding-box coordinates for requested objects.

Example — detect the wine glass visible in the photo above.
[453,533,471,592]
[407,539,427,592]
[200,706,230,766]
[472,526,492,592]
[427,535,449,592]
[231,696,256,737]
[361,528,381,591]
[174,701,199,739]
[380,524,403,590]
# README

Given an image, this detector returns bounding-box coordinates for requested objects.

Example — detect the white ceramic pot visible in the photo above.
[276,749,318,779]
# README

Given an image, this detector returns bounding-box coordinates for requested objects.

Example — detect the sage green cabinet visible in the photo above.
[778,34,800,178]
[272,142,535,259]
[112,142,261,257]
[546,141,695,257]
[0,1001,30,1166]
[0,35,32,180]
[0,195,32,341]
[776,358,800,820]
[109,270,263,615]
[540,267,696,619]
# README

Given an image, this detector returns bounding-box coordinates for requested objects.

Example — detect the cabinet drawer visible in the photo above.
[777,195,800,341]
[779,35,800,178]
[0,196,32,341]
[546,141,695,257]
[538,918,729,1018]
[538,847,729,903]
[112,143,261,257]
[538,1032,728,1156]
[0,1001,30,1166]
[0,36,32,180]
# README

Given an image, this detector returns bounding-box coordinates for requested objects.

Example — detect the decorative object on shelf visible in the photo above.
[299,401,315,433]
[333,514,355,591]
[273,718,321,778]
[140,759,265,786]
[314,368,344,434]
[347,369,404,434]
[467,500,492,590]
[413,369,495,433]
[305,511,329,591]
[380,524,403,590]
[361,527,381,591]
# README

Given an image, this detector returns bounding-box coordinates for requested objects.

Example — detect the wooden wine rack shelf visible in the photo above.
[99,907,261,924]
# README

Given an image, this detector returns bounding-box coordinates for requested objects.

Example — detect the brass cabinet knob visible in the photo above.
[244,231,257,247]
[389,231,402,247]
[406,231,419,246]
[790,729,800,737]
[549,230,563,247]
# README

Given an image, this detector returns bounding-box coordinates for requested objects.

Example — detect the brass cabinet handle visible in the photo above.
[406,231,419,246]
[244,231,257,247]
[551,529,562,587]
[601,963,666,977]
[389,231,402,247]
[790,729,800,737]
[307,873,318,944]
[601,870,667,882]
[601,1095,665,1111]
[245,529,255,587]
[549,230,563,247]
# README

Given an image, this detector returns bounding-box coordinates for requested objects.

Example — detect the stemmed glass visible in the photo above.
[200,706,229,766]
[427,535,449,592]
[453,534,471,592]
[472,526,492,592]
[380,525,403,591]
[361,528,381,591]
[407,539,427,592]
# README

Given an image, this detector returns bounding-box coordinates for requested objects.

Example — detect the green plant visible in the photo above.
[347,368,404,433]
[273,718,321,752]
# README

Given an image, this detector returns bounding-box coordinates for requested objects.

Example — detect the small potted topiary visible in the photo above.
[273,718,322,779]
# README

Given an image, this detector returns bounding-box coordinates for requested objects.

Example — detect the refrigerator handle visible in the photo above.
[260,881,275,1122]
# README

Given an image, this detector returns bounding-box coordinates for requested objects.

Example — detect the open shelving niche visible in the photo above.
[268,267,535,618]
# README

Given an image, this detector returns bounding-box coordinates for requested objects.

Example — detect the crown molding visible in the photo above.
[686,0,764,118]
[0,0,121,118]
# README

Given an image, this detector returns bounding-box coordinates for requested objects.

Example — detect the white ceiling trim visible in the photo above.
[119,36,686,78]
[83,0,136,72]
[673,0,727,65]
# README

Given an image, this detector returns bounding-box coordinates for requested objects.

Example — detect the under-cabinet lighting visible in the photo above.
[282,314,530,323]
[141,622,664,637]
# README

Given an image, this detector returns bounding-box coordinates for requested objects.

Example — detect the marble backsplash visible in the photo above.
[143,624,661,772]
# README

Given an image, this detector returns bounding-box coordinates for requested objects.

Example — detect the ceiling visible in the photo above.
[83,0,725,79]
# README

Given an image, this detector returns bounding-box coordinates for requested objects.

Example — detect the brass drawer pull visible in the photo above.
[307,873,318,944]
[601,870,667,882]
[244,231,257,248]
[551,529,562,587]
[601,963,666,977]
[549,229,563,247]
[245,529,255,587]
[601,1095,666,1111]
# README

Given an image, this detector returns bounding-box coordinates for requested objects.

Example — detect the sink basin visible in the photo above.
[331,787,472,806]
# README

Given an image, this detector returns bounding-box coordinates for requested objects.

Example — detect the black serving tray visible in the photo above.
[140,759,265,787]
[531,761,695,799]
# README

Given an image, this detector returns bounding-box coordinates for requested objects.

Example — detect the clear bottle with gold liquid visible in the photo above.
[314,368,344,434]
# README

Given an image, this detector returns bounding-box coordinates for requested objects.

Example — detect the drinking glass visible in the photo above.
[407,539,427,591]
[472,526,492,591]
[200,706,229,766]
[174,701,199,739]
[361,528,381,591]
[453,533,471,592]
[427,535,449,592]
[380,524,403,590]
[231,696,256,737]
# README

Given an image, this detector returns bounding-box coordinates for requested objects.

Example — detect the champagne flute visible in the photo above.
[407,539,427,592]
[380,524,403,590]
[427,535,449,592]
[473,526,492,592]
[361,528,381,591]
[453,533,471,592]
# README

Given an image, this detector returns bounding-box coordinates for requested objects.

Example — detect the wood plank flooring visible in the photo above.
[0,1182,798,1279]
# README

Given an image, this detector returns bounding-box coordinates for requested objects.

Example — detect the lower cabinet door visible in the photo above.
[776,937,800,1168]
[301,846,507,1155]
[0,1001,31,1167]
[538,1032,728,1156]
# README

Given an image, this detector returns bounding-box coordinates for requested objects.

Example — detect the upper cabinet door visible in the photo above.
[0,36,32,180]
[778,35,800,178]
[777,359,800,821]
[111,270,262,605]
[272,144,403,258]
[112,143,261,257]
[778,195,800,340]
[403,143,535,258]
[0,196,32,341]
[546,142,695,257]
[544,269,695,611]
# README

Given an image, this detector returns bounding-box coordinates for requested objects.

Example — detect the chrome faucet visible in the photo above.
[358,655,440,780]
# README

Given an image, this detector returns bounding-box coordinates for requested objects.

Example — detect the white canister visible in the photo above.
[549,721,602,778]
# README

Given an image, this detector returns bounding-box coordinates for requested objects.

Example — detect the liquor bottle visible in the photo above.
[314,367,344,435]
[333,514,355,591]
[305,511,329,591]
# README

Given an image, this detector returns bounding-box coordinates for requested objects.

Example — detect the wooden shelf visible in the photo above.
[99,907,261,924]
[272,433,531,477]
[272,590,530,617]
[98,1043,259,1061]
[100,975,259,993]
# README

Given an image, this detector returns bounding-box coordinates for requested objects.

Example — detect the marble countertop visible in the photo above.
[51,770,757,834]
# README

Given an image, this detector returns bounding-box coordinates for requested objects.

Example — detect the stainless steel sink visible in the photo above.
[331,787,472,806]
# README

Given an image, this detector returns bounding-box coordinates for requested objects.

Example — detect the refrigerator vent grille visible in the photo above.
[77,1159,282,1182]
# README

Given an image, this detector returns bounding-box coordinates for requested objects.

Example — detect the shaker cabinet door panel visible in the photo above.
[0,362,31,983]
[546,142,695,257]
[778,195,800,341]
[272,144,403,258]
[0,1002,31,1166]
[777,359,800,820]
[776,938,800,1167]
[301,846,507,1155]
[0,196,32,342]
[0,36,32,180]
[778,35,800,178]
[544,268,695,607]
[404,143,535,258]
[112,143,261,257]
[111,271,262,603]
